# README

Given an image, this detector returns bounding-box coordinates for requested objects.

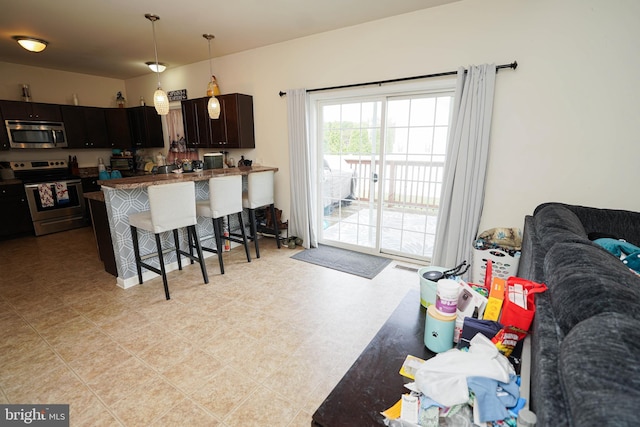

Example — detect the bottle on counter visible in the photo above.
[156,152,166,166]
[21,84,31,102]
[70,156,79,175]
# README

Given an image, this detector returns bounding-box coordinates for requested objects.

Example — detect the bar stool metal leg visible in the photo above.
[130,225,144,284]
[154,233,171,300]
[188,225,209,284]
[172,229,184,270]
[269,203,282,249]
[213,217,226,274]
[237,212,251,262]
[248,208,260,258]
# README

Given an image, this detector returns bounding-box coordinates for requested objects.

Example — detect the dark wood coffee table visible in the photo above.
[312,289,435,426]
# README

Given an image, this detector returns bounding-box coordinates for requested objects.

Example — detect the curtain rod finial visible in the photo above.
[279,91,287,97]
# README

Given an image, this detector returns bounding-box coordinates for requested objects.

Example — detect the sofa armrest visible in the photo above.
[517,215,545,283]
[536,202,640,246]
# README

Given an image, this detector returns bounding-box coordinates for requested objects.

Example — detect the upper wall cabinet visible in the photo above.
[0,100,62,122]
[0,99,163,150]
[104,108,132,149]
[61,105,109,149]
[181,93,255,150]
[181,98,210,149]
[127,106,164,148]
[209,94,255,149]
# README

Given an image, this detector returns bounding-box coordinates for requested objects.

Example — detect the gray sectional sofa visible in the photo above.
[517,202,640,427]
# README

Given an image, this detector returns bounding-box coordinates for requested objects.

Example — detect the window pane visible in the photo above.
[388,99,410,127]
[410,97,436,127]
[435,96,451,126]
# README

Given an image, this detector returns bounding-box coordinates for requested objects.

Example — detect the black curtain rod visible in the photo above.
[278,61,517,97]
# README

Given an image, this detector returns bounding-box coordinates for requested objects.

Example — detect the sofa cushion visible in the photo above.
[534,204,589,252]
[544,242,640,334]
[559,312,640,427]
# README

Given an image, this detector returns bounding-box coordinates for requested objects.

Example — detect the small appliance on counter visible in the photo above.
[156,164,176,174]
[182,160,194,173]
[204,153,224,169]
[110,156,134,172]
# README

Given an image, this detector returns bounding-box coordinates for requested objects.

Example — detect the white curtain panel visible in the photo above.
[167,108,185,143]
[431,64,497,270]
[286,89,317,248]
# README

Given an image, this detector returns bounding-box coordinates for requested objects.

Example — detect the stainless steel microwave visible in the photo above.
[5,120,68,149]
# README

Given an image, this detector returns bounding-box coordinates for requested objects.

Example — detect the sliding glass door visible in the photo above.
[315,85,454,261]
[319,99,384,250]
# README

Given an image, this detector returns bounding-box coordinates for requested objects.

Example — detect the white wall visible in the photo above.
[125,0,640,233]
[3,0,639,232]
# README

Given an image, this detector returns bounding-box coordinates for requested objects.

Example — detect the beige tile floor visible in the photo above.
[0,226,421,426]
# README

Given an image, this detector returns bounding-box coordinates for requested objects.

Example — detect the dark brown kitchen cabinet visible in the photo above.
[61,105,109,148]
[181,93,255,150]
[0,184,33,238]
[104,108,132,149]
[0,100,62,121]
[181,98,209,148]
[0,109,8,150]
[209,94,255,149]
[127,106,163,148]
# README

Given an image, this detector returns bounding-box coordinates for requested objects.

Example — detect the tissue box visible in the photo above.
[483,277,506,321]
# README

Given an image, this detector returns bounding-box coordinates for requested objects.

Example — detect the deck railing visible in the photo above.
[344,158,445,210]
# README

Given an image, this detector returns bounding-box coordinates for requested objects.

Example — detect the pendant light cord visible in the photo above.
[206,36,213,77]
[150,17,161,87]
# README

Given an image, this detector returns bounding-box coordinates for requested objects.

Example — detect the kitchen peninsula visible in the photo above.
[96,165,278,288]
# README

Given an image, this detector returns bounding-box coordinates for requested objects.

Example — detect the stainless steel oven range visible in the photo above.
[10,159,86,236]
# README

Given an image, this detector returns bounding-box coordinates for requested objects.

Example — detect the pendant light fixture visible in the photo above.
[203,34,221,119]
[145,13,169,115]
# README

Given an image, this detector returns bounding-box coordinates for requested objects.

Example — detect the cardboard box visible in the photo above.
[456,280,488,320]
[483,277,506,321]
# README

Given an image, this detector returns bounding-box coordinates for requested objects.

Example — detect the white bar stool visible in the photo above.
[240,170,281,258]
[129,181,208,300]
[196,175,251,274]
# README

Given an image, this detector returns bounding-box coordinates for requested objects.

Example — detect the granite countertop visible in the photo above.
[98,165,278,190]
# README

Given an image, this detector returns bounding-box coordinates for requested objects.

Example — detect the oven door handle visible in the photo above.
[24,179,81,189]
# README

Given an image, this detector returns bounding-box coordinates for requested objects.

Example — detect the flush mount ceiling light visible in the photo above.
[13,36,48,53]
[145,13,169,115]
[145,62,166,73]
[203,34,220,119]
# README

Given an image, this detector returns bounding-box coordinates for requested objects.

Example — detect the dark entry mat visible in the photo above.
[291,244,391,279]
